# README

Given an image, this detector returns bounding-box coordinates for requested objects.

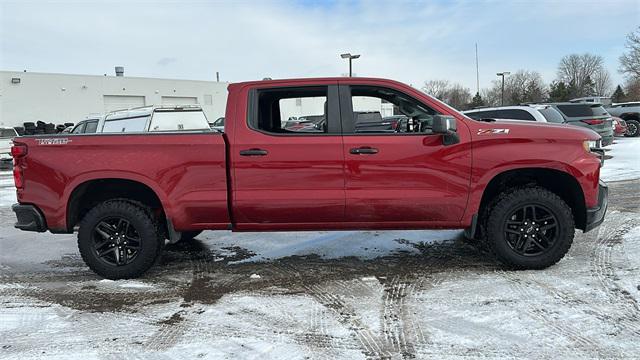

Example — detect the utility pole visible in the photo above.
[496,72,511,106]
[340,53,360,77]
[475,43,479,95]
[216,72,220,82]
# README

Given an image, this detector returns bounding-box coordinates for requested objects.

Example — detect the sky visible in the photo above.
[1,0,638,92]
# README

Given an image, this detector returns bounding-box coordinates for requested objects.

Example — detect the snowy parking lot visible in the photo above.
[0,137,639,359]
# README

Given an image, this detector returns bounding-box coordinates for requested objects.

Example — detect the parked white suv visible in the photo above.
[1,127,19,168]
[91,105,211,133]
[464,105,565,123]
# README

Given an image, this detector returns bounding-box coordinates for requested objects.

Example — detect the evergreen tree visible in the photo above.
[470,92,485,108]
[611,85,626,102]
[548,81,571,102]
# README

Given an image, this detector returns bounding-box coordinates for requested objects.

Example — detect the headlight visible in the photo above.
[583,140,599,152]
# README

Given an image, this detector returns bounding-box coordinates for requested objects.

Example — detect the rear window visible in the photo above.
[84,120,98,133]
[538,107,565,123]
[556,104,607,118]
[149,111,210,131]
[0,129,17,137]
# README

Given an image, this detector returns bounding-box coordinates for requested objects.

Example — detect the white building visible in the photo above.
[0,70,392,129]
[0,70,229,127]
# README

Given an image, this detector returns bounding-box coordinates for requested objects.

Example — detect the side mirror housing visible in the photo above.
[433,115,457,134]
[432,115,459,145]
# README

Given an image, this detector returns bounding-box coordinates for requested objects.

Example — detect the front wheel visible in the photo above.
[485,187,574,269]
[78,200,162,279]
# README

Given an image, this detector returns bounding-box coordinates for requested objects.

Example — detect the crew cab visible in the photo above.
[11,77,608,279]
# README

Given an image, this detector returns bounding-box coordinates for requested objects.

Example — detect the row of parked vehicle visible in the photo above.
[464,101,640,145]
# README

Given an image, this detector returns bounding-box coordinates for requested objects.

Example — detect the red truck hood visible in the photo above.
[470,119,601,141]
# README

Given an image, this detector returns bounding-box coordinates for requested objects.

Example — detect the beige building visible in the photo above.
[0,70,229,127]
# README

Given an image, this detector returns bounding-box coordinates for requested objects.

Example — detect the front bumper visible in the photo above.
[584,181,608,232]
[12,204,47,232]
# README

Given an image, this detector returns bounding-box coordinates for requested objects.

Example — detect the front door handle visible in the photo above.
[239,148,268,156]
[350,147,379,155]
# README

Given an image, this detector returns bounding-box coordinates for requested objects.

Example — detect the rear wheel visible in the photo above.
[78,200,162,279]
[485,187,574,269]
[625,119,639,137]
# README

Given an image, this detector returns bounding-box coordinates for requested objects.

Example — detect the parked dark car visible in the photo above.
[283,115,325,132]
[71,118,100,134]
[546,103,614,146]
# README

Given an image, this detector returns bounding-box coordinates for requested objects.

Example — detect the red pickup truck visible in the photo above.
[11,77,608,279]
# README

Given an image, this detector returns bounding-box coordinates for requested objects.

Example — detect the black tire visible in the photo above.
[625,119,639,137]
[179,230,203,242]
[78,200,162,279]
[485,187,574,269]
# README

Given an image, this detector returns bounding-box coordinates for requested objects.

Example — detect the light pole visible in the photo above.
[496,72,510,106]
[340,53,360,77]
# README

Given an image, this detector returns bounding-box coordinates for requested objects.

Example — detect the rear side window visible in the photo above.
[102,116,149,133]
[494,109,536,121]
[466,110,496,120]
[538,108,565,123]
[251,86,335,134]
[590,106,608,117]
[149,111,210,131]
[556,104,592,117]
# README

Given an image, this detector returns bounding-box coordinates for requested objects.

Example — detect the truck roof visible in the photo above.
[229,77,410,90]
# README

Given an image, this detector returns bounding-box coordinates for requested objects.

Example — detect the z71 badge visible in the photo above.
[478,129,510,135]
[36,138,72,145]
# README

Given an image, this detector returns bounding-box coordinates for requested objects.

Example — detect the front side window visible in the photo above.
[344,86,440,134]
[465,110,496,120]
[71,123,86,134]
[84,120,99,133]
[251,86,333,134]
[102,116,149,133]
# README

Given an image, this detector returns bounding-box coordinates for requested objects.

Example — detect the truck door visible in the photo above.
[230,83,345,229]
[339,84,472,225]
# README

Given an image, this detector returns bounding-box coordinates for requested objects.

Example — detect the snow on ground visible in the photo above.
[0,171,16,207]
[601,137,640,182]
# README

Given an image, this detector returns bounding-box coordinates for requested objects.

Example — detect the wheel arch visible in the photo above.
[475,167,587,232]
[65,176,170,232]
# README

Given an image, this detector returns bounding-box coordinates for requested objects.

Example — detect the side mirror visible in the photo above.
[432,115,457,134]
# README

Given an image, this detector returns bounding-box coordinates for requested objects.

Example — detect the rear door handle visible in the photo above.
[239,148,268,156]
[349,147,379,155]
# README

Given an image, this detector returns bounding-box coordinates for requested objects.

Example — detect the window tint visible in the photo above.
[556,104,592,117]
[252,87,331,134]
[494,109,536,121]
[344,86,439,134]
[149,111,210,131]
[84,120,98,133]
[102,116,149,133]
[538,107,565,123]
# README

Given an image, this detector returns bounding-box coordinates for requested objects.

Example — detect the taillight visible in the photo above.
[11,144,28,158]
[581,119,604,125]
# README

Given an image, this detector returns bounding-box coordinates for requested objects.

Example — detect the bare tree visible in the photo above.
[557,53,606,97]
[592,68,613,96]
[421,80,450,100]
[620,26,640,79]
[445,84,473,110]
[481,70,546,106]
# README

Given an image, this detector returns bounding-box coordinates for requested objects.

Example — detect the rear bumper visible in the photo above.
[584,181,608,233]
[12,204,47,232]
